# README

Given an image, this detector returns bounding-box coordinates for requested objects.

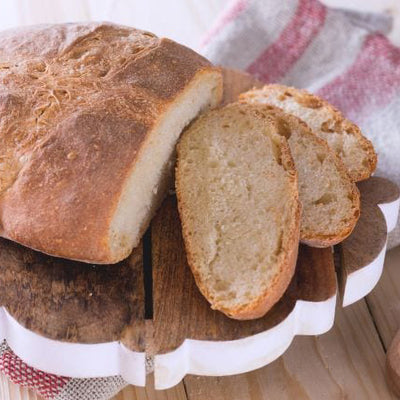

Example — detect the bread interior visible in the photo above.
[109,71,222,261]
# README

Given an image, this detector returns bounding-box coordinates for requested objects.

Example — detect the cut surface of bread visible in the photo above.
[109,73,222,261]
[240,102,360,247]
[241,85,377,182]
[176,102,300,320]
[0,23,223,264]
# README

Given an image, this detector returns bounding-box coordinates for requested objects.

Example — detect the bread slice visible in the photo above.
[240,102,360,247]
[176,102,301,320]
[0,23,223,264]
[240,85,377,182]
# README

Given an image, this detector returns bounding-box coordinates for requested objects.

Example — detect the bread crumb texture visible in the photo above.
[238,100,360,246]
[176,103,300,319]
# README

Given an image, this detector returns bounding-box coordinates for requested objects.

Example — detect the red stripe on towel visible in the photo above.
[317,34,400,121]
[201,0,250,47]
[0,349,69,399]
[247,0,326,82]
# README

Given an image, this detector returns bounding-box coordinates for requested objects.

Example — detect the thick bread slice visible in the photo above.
[240,102,360,247]
[0,23,223,264]
[241,85,377,181]
[176,102,301,320]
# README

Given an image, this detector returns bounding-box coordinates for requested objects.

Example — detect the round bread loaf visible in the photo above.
[0,23,222,264]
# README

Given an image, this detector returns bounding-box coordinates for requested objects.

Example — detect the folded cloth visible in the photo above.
[2,1,400,399]
[0,341,127,399]
[202,0,400,249]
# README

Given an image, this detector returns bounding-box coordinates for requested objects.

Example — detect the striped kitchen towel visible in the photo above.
[202,0,400,249]
[0,341,127,400]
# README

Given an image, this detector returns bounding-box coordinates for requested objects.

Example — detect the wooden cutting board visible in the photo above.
[0,69,398,390]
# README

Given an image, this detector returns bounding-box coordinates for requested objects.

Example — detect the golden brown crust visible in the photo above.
[241,84,377,182]
[0,23,220,263]
[176,103,301,320]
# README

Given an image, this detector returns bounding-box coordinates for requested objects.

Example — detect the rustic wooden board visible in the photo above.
[0,68,398,393]
[338,177,400,306]
[0,69,394,351]
[0,237,145,351]
[151,196,335,353]
[149,69,399,389]
[340,178,399,276]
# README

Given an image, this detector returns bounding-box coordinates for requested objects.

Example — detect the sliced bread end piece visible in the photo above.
[240,85,377,182]
[176,102,300,320]
[239,101,360,247]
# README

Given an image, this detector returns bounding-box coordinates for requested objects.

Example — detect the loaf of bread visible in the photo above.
[239,102,360,247]
[0,23,223,264]
[176,103,301,320]
[241,85,377,182]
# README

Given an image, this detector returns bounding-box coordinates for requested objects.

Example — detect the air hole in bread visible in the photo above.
[70,49,88,59]
[316,152,326,164]
[98,69,110,78]
[274,233,283,255]
[279,91,293,101]
[142,32,156,38]
[313,193,336,205]
[320,120,334,133]
[276,120,291,139]
[209,161,218,168]
[362,158,370,167]
[271,138,283,165]
[132,46,144,54]
[213,280,230,292]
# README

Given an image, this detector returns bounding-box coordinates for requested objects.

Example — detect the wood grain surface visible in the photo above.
[114,246,400,399]
[337,177,399,301]
[0,68,336,352]
[0,237,145,351]
[151,196,335,354]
